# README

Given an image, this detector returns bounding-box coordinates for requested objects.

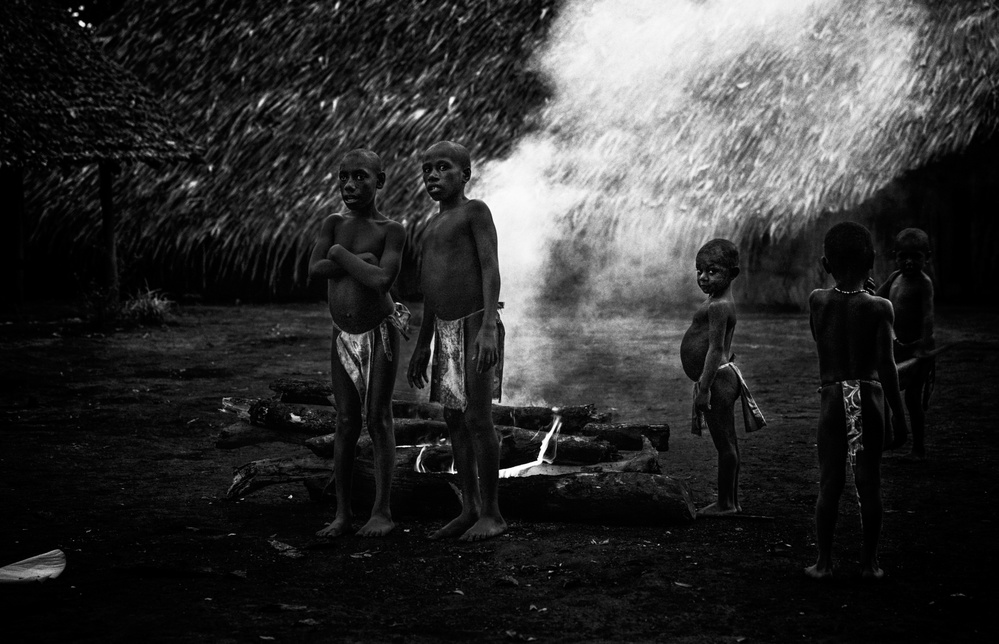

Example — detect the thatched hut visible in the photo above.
[0,0,202,307]
[21,0,999,306]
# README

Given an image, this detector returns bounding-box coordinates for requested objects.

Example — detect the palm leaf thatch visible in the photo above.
[0,0,202,168]
[24,0,999,304]
[27,0,557,299]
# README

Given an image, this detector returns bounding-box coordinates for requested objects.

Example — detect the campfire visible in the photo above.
[216,379,694,525]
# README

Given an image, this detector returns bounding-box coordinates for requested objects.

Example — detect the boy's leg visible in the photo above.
[358,325,400,537]
[806,385,847,579]
[855,383,885,579]
[458,311,507,542]
[429,407,481,540]
[699,369,740,515]
[317,333,364,538]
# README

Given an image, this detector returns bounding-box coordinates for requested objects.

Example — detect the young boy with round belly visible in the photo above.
[680,239,766,517]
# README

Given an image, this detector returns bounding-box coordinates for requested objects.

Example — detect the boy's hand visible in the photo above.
[326,244,341,261]
[694,387,711,413]
[473,326,498,373]
[356,252,378,265]
[408,345,431,389]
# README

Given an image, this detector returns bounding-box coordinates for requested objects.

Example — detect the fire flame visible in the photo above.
[498,414,562,479]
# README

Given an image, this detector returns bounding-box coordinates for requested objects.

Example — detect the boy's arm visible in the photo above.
[327,223,405,294]
[875,302,908,434]
[695,301,731,410]
[407,307,436,389]
[468,201,501,373]
[308,216,347,279]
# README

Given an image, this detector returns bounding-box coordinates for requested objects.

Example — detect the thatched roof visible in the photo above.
[0,0,202,168]
[24,0,999,303]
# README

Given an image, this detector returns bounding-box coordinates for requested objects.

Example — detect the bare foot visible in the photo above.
[862,566,885,580]
[429,513,477,540]
[356,514,395,538]
[804,564,833,580]
[697,502,740,517]
[316,516,352,538]
[459,516,508,542]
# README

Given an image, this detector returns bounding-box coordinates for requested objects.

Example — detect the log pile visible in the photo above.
[217,379,692,525]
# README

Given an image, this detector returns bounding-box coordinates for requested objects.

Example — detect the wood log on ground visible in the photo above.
[228,452,694,525]
[215,421,311,449]
[266,380,614,429]
[577,423,671,452]
[221,397,336,433]
[507,436,661,476]
[303,424,618,464]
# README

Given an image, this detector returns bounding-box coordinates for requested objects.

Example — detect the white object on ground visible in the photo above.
[0,549,66,583]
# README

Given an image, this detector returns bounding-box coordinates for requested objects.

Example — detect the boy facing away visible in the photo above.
[680,239,766,517]
[407,140,507,542]
[876,227,935,458]
[806,221,908,580]
[308,149,408,538]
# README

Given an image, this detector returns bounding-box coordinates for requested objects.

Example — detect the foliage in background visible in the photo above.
[27,0,558,300]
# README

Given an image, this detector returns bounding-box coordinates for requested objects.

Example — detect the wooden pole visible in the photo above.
[98,160,119,310]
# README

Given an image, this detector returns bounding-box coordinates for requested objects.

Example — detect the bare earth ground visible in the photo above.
[1,303,997,643]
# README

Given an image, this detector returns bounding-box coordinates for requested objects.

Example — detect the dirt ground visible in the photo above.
[1,302,997,643]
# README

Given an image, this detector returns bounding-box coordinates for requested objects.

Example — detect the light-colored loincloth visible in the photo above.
[691,361,767,436]
[335,303,411,407]
[818,379,886,466]
[430,308,504,411]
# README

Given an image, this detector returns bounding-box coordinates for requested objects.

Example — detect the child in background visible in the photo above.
[877,227,935,458]
[680,239,766,516]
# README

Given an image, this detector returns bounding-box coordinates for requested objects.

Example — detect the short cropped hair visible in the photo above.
[697,238,739,270]
[425,140,471,171]
[342,148,383,174]
[895,227,930,253]
[824,221,874,273]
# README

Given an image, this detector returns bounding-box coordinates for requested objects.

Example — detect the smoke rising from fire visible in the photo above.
[467,0,929,404]
[473,0,927,311]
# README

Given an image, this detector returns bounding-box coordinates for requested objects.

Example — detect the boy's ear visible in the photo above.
[820,256,832,275]
[376,171,386,189]
[461,167,471,183]
[729,266,741,279]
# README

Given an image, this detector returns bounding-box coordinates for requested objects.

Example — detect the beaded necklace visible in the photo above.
[833,287,865,295]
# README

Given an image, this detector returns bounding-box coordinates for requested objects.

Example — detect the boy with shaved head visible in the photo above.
[806,221,908,580]
[408,141,507,541]
[309,148,408,538]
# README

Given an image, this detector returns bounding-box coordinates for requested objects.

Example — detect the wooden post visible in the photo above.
[0,166,25,304]
[98,160,119,310]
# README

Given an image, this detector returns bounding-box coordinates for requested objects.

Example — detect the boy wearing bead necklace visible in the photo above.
[806,222,908,580]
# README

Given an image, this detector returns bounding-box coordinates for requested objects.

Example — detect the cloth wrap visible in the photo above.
[691,360,767,436]
[818,379,887,466]
[334,303,411,409]
[430,308,504,411]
